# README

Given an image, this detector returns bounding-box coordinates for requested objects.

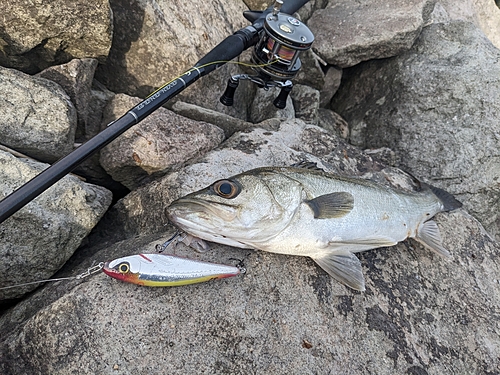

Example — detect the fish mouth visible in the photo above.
[167,198,252,249]
[167,198,238,225]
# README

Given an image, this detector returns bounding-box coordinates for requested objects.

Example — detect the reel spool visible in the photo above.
[252,0,314,80]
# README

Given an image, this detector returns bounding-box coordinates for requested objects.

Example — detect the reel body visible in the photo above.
[220,0,315,109]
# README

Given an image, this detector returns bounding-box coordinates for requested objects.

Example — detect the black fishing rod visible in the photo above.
[0,0,313,224]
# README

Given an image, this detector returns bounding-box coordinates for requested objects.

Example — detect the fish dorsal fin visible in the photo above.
[305,192,354,219]
[414,220,451,258]
[312,250,365,291]
[291,161,325,172]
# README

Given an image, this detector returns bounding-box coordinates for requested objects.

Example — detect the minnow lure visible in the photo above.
[103,253,240,287]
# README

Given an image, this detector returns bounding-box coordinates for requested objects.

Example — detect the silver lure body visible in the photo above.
[167,167,461,291]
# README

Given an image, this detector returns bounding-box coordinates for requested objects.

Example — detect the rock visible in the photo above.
[319,66,342,108]
[290,84,320,125]
[0,150,112,300]
[171,101,254,138]
[0,66,77,163]
[249,87,295,123]
[92,119,386,242]
[36,59,99,143]
[293,49,326,91]
[331,21,500,239]
[308,0,434,68]
[1,166,499,374]
[439,0,500,49]
[0,0,112,73]
[70,80,125,192]
[317,108,349,139]
[95,0,251,119]
[99,94,225,190]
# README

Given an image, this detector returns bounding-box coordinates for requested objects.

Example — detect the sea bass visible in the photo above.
[167,166,462,291]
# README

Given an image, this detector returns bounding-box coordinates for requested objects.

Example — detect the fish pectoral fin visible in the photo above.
[305,192,354,219]
[414,220,451,258]
[311,251,365,291]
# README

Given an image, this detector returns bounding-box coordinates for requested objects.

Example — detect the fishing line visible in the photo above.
[0,262,104,291]
[146,58,279,99]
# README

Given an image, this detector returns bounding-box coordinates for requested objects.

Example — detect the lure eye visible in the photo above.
[117,262,130,274]
[213,180,240,199]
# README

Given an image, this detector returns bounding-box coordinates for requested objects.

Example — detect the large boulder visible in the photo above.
[0,0,112,73]
[95,0,252,119]
[0,151,112,300]
[0,66,77,163]
[99,94,225,190]
[0,121,498,373]
[331,21,500,239]
[308,0,435,68]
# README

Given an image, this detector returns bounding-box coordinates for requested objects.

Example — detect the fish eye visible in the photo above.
[117,262,130,274]
[213,180,240,199]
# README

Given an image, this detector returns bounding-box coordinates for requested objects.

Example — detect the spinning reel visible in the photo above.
[220,0,315,109]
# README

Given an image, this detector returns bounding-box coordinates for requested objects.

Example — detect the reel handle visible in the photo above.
[273,85,292,109]
[220,77,239,106]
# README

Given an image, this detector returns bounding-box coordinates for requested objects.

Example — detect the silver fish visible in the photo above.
[167,166,462,291]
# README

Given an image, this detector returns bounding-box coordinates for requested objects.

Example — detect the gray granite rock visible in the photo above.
[0,151,112,300]
[99,94,225,190]
[0,66,77,163]
[331,21,500,239]
[95,0,251,120]
[0,0,112,73]
[250,87,295,123]
[308,0,434,68]
[36,59,99,143]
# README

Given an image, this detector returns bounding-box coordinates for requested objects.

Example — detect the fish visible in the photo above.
[166,166,462,291]
[103,253,240,287]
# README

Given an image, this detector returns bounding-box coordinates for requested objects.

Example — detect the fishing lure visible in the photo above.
[103,253,241,287]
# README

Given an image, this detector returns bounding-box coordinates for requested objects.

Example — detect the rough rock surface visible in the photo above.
[440,0,500,49]
[0,66,77,163]
[291,84,320,125]
[331,21,500,239]
[249,87,295,123]
[0,0,112,73]
[95,0,251,119]
[0,151,498,374]
[99,94,225,190]
[36,59,99,143]
[171,101,254,138]
[0,151,112,300]
[308,0,434,68]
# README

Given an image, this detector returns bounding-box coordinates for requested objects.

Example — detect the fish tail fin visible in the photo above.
[414,220,451,258]
[312,251,366,291]
[424,183,462,212]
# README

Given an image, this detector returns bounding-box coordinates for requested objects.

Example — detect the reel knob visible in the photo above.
[273,85,292,109]
[220,77,239,106]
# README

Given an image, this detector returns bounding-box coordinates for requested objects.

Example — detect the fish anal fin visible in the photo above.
[414,220,451,258]
[305,192,354,219]
[312,251,365,291]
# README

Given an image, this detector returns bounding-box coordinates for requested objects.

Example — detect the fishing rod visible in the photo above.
[0,0,313,224]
